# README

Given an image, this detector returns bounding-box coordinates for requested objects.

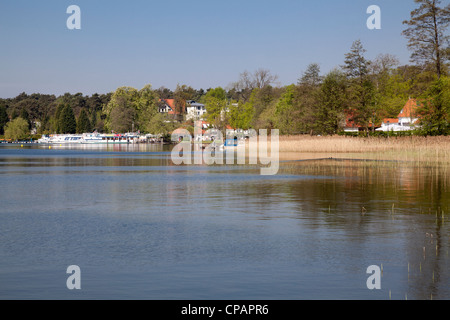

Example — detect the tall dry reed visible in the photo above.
[267,135,450,163]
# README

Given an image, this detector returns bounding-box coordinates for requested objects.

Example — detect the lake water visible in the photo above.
[0,144,449,300]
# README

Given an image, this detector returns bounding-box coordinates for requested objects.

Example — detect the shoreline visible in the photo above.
[3,135,450,164]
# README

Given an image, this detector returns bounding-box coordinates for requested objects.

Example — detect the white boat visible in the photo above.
[81,133,137,144]
[37,134,83,144]
[37,132,141,144]
[36,134,50,143]
[218,138,245,151]
[81,133,105,144]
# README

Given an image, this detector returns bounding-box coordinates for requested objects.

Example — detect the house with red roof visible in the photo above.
[159,99,185,115]
[397,98,419,127]
[378,118,399,131]
[343,111,379,132]
[376,99,420,132]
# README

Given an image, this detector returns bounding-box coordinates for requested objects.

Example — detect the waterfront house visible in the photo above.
[376,99,420,132]
[159,98,185,122]
[186,100,207,121]
[343,111,379,133]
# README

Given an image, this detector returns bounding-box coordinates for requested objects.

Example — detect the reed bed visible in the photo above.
[273,135,450,163]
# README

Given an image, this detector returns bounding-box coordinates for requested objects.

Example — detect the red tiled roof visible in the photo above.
[383,118,399,124]
[160,99,185,115]
[345,111,378,128]
[398,99,418,118]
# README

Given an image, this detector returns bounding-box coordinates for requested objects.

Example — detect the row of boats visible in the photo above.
[37,133,143,144]
[36,133,246,149]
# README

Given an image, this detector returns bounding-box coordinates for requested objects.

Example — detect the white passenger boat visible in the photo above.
[81,133,137,144]
[37,134,83,144]
[81,133,105,144]
[37,133,141,144]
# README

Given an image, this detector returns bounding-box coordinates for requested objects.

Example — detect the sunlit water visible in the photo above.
[0,144,449,300]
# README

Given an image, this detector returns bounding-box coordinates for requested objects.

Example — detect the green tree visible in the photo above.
[379,73,413,117]
[137,84,159,133]
[369,54,404,119]
[109,101,136,133]
[402,0,450,79]
[275,84,297,134]
[4,117,29,141]
[298,63,322,87]
[103,87,139,133]
[0,103,8,135]
[229,100,254,130]
[417,76,450,135]
[205,87,228,129]
[155,86,173,100]
[343,40,370,82]
[249,86,283,130]
[145,112,175,135]
[59,104,77,134]
[19,107,32,130]
[297,63,323,134]
[91,110,98,131]
[172,84,197,123]
[10,108,19,121]
[316,69,348,134]
[343,40,377,132]
[54,103,65,133]
[76,108,91,133]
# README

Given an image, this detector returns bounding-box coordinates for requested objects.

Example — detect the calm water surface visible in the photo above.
[0,144,449,300]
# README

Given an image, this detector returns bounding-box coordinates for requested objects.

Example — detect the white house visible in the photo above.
[186,100,207,121]
[397,98,419,127]
[376,99,420,132]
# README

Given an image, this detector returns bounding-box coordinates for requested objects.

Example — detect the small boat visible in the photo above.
[224,138,239,147]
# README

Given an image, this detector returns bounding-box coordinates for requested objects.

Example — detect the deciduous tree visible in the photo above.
[4,117,29,140]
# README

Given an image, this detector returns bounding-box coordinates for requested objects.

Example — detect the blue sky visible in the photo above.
[0,0,420,98]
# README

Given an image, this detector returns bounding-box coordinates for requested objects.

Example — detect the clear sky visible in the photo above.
[0,0,422,98]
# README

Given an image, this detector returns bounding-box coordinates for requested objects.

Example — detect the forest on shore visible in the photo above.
[1,0,449,141]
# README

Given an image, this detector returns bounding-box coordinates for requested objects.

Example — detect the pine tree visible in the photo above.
[343,40,370,83]
[0,104,8,135]
[299,63,323,87]
[76,108,91,133]
[59,104,77,134]
[343,40,377,132]
[91,110,97,131]
[54,103,65,133]
[402,0,450,79]
[317,69,348,134]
